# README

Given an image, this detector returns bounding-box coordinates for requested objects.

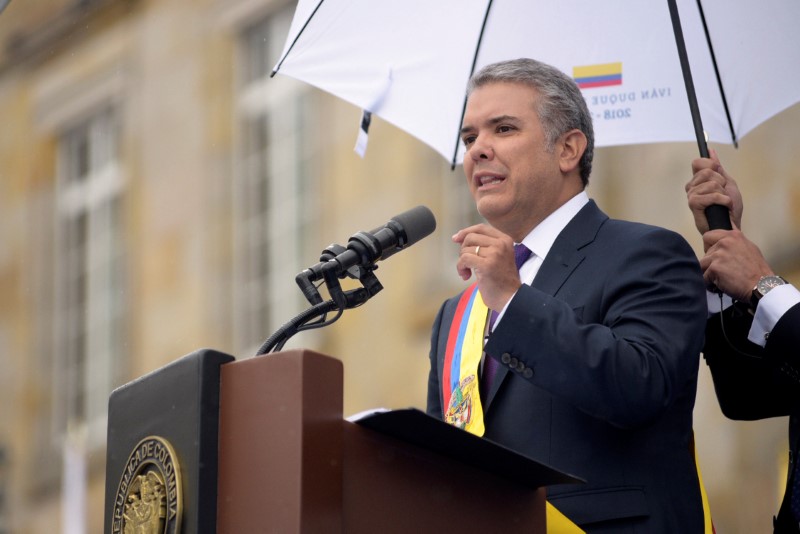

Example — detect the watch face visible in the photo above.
[757,275,786,296]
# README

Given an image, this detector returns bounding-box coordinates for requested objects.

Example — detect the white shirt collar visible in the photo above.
[519,191,589,261]
[490,191,590,327]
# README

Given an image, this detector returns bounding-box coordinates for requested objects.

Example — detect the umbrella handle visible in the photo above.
[704,205,732,232]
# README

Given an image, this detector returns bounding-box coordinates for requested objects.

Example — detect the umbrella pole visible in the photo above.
[667,0,731,231]
[451,0,495,169]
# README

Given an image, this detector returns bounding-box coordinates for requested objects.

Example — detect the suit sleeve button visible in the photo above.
[501,353,512,364]
[523,368,534,379]
[509,357,519,369]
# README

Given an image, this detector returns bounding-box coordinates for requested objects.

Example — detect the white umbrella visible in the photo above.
[273,0,800,227]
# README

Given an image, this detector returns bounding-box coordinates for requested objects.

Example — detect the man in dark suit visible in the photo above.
[426,58,709,532]
[686,152,800,533]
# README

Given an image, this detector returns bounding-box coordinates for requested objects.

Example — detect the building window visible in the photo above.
[54,108,127,447]
[233,5,318,355]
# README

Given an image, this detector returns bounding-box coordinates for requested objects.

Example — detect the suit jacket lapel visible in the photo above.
[484,200,608,410]
[531,200,605,295]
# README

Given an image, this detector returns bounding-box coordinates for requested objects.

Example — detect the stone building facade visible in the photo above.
[0,0,797,531]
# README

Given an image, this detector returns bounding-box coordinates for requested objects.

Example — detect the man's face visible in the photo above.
[460,81,568,239]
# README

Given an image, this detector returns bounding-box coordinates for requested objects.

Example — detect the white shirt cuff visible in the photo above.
[748,284,800,347]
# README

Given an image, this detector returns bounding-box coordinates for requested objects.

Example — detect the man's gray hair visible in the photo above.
[467,58,594,186]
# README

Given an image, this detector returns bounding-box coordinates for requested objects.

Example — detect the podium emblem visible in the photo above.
[111,436,182,534]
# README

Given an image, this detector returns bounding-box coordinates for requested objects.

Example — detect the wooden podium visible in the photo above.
[104,349,580,533]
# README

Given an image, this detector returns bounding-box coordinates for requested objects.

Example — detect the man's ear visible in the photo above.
[558,129,587,174]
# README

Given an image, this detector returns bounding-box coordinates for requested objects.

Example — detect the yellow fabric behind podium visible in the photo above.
[546,502,585,533]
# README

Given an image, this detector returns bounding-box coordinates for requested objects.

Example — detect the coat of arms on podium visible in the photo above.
[111,436,182,534]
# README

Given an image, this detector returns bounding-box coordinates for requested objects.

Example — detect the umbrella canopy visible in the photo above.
[273,0,800,167]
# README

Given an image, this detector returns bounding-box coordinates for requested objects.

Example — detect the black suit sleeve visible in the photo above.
[766,302,800,367]
[426,301,446,419]
[704,302,800,420]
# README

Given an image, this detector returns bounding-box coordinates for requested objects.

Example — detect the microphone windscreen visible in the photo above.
[391,205,436,246]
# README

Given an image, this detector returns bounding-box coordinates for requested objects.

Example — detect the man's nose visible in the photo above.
[469,136,493,161]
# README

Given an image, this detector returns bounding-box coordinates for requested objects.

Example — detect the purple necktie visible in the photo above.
[481,243,533,398]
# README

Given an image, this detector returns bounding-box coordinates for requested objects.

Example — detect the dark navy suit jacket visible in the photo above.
[705,301,800,533]
[427,201,707,533]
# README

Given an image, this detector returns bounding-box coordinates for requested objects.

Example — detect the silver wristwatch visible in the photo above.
[749,275,787,310]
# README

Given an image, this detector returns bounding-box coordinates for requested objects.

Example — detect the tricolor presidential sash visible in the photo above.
[440,283,586,533]
[441,283,490,436]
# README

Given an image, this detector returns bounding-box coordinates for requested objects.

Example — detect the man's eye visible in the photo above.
[462,136,476,146]
[498,125,513,133]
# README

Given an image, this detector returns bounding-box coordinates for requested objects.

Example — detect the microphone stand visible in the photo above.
[254,263,384,356]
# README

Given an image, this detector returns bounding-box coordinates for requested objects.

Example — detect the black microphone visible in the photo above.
[296,205,436,304]
[331,204,436,274]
